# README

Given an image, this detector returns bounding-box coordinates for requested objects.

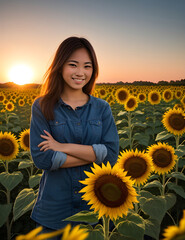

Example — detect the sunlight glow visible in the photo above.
[8,64,34,85]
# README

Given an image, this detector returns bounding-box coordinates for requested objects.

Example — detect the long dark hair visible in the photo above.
[39,36,99,120]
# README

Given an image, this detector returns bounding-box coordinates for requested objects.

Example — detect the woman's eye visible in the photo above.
[69,64,76,67]
[85,65,92,68]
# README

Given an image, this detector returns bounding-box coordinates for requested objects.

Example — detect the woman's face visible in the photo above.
[62,48,93,92]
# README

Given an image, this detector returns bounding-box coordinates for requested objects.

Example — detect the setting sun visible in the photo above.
[8,64,34,85]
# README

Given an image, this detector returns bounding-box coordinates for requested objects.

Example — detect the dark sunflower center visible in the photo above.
[23,134,30,148]
[139,94,145,101]
[164,91,172,100]
[152,149,172,167]
[176,91,181,97]
[169,113,185,131]
[118,91,127,101]
[124,157,147,178]
[151,93,159,102]
[7,104,13,110]
[0,96,4,101]
[127,99,135,108]
[94,174,128,207]
[100,89,106,95]
[0,139,15,156]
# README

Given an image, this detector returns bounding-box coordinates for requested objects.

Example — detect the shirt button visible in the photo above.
[67,106,71,109]
[77,122,81,126]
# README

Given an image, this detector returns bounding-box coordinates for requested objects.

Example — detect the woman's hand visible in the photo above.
[38,130,62,152]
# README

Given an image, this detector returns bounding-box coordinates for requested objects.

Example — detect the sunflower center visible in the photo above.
[139,94,145,101]
[0,139,15,156]
[100,89,106,95]
[118,91,127,101]
[23,134,30,148]
[94,174,128,207]
[164,91,172,100]
[168,113,185,131]
[152,149,172,167]
[124,157,147,178]
[127,99,135,108]
[151,93,159,102]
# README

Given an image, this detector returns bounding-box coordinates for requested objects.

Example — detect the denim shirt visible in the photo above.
[30,95,119,229]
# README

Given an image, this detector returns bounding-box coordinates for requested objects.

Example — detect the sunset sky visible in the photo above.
[1,0,185,84]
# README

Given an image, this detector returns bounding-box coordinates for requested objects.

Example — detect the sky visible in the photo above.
[1,0,185,84]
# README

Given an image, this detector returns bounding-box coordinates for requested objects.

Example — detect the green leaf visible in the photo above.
[110,233,133,240]
[13,188,36,221]
[175,149,185,158]
[0,172,23,191]
[133,133,150,146]
[117,211,145,240]
[144,218,160,240]
[86,230,104,240]
[139,195,166,222]
[155,131,173,141]
[167,172,185,181]
[162,193,176,210]
[18,160,33,169]
[11,126,22,132]
[117,111,127,116]
[142,180,162,190]
[167,183,185,199]
[63,211,99,224]
[119,138,130,149]
[132,122,147,128]
[0,204,12,227]
[29,174,42,188]
[134,110,144,115]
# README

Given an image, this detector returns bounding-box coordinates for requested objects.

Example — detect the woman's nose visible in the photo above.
[75,67,84,76]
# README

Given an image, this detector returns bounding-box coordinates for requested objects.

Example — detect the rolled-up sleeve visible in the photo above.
[30,99,66,170]
[92,144,107,164]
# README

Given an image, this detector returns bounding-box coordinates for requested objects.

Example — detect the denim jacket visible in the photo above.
[30,95,119,229]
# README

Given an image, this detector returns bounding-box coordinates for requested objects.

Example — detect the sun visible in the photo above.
[8,64,34,85]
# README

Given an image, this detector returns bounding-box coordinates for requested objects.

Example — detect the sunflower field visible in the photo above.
[0,84,185,240]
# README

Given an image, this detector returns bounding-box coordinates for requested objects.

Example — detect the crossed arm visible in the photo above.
[38,130,96,168]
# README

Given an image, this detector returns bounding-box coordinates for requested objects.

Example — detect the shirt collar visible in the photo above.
[58,94,93,108]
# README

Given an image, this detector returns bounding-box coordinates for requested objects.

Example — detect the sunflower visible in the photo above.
[19,129,30,151]
[5,101,15,112]
[98,88,107,98]
[124,96,138,111]
[162,108,185,136]
[147,142,177,174]
[162,89,173,103]
[115,87,129,104]
[0,132,19,161]
[116,149,153,186]
[16,226,65,240]
[0,93,5,103]
[79,162,138,220]
[18,99,25,106]
[137,93,146,103]
[163,210,185,240]
[148,91,161,105]
[174,89,183,99]
[62,224,89,240]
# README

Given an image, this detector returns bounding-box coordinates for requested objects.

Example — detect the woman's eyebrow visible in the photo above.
[67,60,92,64]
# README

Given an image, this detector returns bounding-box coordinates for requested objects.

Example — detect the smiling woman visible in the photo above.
[8,64,34,85]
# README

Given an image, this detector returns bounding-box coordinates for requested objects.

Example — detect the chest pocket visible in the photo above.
[89,120,102,142]
[49,120,67,141]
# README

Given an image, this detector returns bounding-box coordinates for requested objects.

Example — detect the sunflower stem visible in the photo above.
[102,215,110,240]
[5,160,9,173]
[175,135,180,185]
[127,112,133,150]
[162,173,166,196]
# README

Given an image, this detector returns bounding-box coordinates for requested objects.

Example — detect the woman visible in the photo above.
[30,36,119,235]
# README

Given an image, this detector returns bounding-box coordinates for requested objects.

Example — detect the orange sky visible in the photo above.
[1,0,185,84]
